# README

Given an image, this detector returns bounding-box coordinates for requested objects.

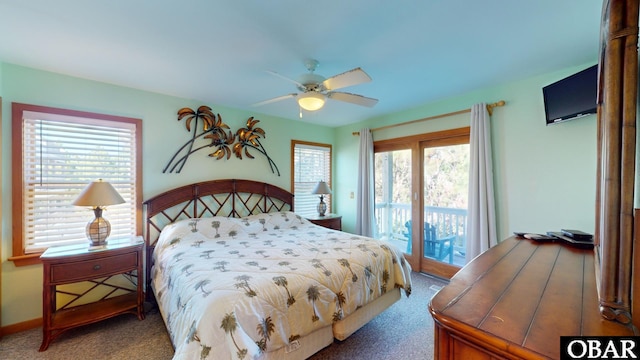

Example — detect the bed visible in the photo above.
[143,179,413,360]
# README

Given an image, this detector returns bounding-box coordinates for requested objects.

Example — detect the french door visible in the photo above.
[373,128,469,279]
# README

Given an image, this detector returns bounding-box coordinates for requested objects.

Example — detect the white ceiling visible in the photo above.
[0,0,603,127]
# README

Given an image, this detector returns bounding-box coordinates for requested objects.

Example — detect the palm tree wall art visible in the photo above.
[164,105,280,175]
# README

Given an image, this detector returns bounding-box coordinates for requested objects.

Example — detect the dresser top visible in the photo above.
[429,236,635,359]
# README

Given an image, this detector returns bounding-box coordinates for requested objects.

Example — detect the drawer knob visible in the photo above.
[93,264,101,271]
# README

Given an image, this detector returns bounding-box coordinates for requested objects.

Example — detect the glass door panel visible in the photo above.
[374,149,412,255]
[422,144,469,267]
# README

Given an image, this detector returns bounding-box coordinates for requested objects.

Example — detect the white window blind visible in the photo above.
[293,142,331,216]
[22,113,137,253]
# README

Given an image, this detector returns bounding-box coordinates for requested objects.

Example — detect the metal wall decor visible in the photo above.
[234,117,280,175]
[163,105,280,175]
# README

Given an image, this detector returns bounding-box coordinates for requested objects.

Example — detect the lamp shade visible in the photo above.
[297,92,325,111]
[72,179,125,208]
[312,180,332,195]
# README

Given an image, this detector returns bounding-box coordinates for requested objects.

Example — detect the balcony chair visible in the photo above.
[403,220,455,264]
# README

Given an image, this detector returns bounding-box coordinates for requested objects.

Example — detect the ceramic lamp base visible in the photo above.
[87,208,111,246]
[317,198,327,217]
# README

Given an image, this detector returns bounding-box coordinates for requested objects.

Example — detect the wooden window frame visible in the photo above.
[10,103,143,266]
[290,140,332,216]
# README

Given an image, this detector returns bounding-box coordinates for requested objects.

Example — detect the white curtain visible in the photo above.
[466,103,498,261]
[356,128,376,237]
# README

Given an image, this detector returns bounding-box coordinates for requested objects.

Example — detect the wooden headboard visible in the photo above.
[143,179,294,297]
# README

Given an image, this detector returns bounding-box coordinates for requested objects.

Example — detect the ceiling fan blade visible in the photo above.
[328,92,378,107]
[322,68,372,91]
[251,93,297,107]
[266,70,304,88]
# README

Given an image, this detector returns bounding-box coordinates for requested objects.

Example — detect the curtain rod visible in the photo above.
[352,100,506,135]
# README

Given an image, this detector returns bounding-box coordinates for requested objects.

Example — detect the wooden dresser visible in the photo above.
[429,237,636,359]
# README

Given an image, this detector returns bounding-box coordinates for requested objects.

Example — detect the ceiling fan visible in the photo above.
[252,59,378,113]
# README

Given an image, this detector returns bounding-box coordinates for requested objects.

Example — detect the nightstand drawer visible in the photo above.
[306,214,342,231]
[50,251,138,283]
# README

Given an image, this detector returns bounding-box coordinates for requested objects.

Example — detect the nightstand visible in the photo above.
[39,236,145,351]
[306,213,342,231]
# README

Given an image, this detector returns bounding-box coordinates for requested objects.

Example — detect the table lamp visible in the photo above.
[311,180,332,216]
[72,179,125,246]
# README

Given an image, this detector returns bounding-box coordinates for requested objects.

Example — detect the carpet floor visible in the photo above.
[0,272,447,360]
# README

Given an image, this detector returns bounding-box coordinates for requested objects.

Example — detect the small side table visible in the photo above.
[39,236,145,351]
[306,213,342,231]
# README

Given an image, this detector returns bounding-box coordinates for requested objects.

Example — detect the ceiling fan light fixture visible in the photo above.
[297,92,325,111]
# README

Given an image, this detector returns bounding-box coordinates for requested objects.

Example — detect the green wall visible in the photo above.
[0,63,335,327]
[335,63,598,243]
[0,61,601,328]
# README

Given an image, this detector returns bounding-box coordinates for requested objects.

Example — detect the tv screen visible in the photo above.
[543,64,598,125]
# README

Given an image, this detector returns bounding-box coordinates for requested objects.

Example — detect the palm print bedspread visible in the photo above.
[152,211,412,360]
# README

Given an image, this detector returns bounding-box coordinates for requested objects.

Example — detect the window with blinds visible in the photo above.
[292,141,332,216]
[15,105,140,254]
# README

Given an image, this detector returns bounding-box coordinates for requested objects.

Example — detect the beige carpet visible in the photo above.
[0,272,446,360]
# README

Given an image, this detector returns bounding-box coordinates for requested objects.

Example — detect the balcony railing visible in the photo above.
[374,202,468,259]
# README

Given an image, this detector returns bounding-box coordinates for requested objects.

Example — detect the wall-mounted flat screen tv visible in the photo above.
[543,64,598,125]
